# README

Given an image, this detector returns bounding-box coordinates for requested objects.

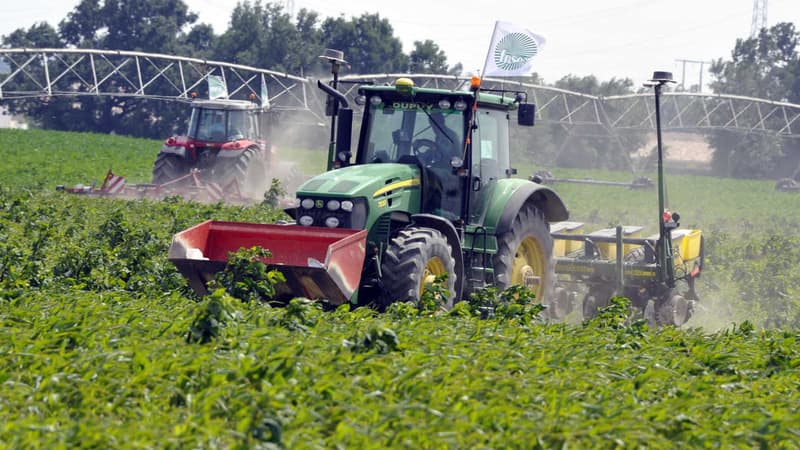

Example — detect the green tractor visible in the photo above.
[169,74,568,310]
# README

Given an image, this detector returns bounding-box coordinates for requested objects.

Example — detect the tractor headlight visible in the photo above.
[301,198,315,209]
[325,217,340,228]
[355,95,367,105]
[341,200,354,212]
[438,99,451,110]
[369,95,382,106]
[299,215,314,226]
[454,99,468,111]
[327,199,341,211]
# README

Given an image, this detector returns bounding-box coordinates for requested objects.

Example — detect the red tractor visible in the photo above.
[152,99,274,198]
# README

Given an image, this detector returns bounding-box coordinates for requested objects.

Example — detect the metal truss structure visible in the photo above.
[0,48,325,122]
[2,50,799,138]
[339,74,800,138]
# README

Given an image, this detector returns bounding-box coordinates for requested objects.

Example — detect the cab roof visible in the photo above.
[358,83,520,110]
[190,99,263,111]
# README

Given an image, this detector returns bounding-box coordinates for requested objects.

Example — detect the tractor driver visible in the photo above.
[425,112,460,167]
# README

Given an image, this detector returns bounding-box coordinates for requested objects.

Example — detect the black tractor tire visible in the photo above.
[215,147,267,198]
[380,226,457,310]
[492,204,555,307]
[152,153,190,185]
[656,293,693,327]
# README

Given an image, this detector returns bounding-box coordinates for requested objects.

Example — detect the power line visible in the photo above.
[675,59,712,92]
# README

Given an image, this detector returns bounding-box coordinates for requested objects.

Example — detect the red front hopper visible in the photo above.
[168,220,367,305]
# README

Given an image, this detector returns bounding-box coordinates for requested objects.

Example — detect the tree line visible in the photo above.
[1,0,462,139]
[1,0,798,179]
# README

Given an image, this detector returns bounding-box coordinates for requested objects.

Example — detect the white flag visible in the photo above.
[260,75,270,108]
[208,75,228,99]
[482,21,546,77]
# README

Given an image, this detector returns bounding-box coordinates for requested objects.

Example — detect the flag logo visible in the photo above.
[482,21,546,77]
[494,32,539,72]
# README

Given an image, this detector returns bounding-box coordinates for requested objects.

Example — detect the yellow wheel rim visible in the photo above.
[511,237,546,301]
[419,256,447,297]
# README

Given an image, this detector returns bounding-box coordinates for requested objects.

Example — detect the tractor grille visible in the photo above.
[371,214,392,245]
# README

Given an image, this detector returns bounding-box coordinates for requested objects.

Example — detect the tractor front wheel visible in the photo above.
[493,204,555,308]
[152,153,190,185]
[380,227,456,310]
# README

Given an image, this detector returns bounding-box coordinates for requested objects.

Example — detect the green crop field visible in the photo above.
[1,129,799,448]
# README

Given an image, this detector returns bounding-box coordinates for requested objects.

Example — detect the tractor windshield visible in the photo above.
[361,100,467,220]
[362,103,464,165]
[189,108,251,142]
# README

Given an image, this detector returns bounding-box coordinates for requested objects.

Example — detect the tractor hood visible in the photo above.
[297,163,421,198]
[290,163,423,231]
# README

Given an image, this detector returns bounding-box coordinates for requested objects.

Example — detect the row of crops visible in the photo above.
[1,129,799,447]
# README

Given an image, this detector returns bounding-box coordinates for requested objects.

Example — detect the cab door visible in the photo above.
[469,109,510,225]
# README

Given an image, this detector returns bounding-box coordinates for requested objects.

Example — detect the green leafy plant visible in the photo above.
[213,246,286,303]
[2,129,800,448]
[467,285,545,322]
[186,288,243,344]
[419,273,450,314]
[262,178,287,208]
[342,325,400,354]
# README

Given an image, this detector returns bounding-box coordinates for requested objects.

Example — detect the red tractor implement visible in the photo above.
[60,98,305,204]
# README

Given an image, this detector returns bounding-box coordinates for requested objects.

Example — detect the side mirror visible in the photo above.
[518,103,536,126]
[336,108,353,158]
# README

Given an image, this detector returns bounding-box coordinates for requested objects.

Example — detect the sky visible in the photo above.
[2,0,799,88]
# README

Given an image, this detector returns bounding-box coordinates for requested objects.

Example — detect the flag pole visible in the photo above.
[461,21,498,230]
[465,21,499,159]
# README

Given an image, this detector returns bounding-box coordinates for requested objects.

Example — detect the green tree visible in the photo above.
[321,13,407,74]
[1,0,216,139]
[1,23,62,48]
[60,0,199,53]
[708,22,800,178]
[409,39,461,75]
[214,2,322,75]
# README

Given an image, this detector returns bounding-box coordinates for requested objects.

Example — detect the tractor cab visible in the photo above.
[186,99,261,143]
[344,78,529,224]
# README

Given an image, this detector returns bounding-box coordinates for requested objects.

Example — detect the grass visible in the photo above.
[0,128,161,187]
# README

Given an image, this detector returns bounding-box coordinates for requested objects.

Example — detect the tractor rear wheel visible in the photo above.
[152,153,189,185]
[492,204,554,307]
[215,147,267,197]
[380,227,456,310]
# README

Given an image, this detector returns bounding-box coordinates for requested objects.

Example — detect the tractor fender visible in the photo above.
[216,146,249,158]
[159,143,187,158]
[411,213,465,301]
[492,179,570,235]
